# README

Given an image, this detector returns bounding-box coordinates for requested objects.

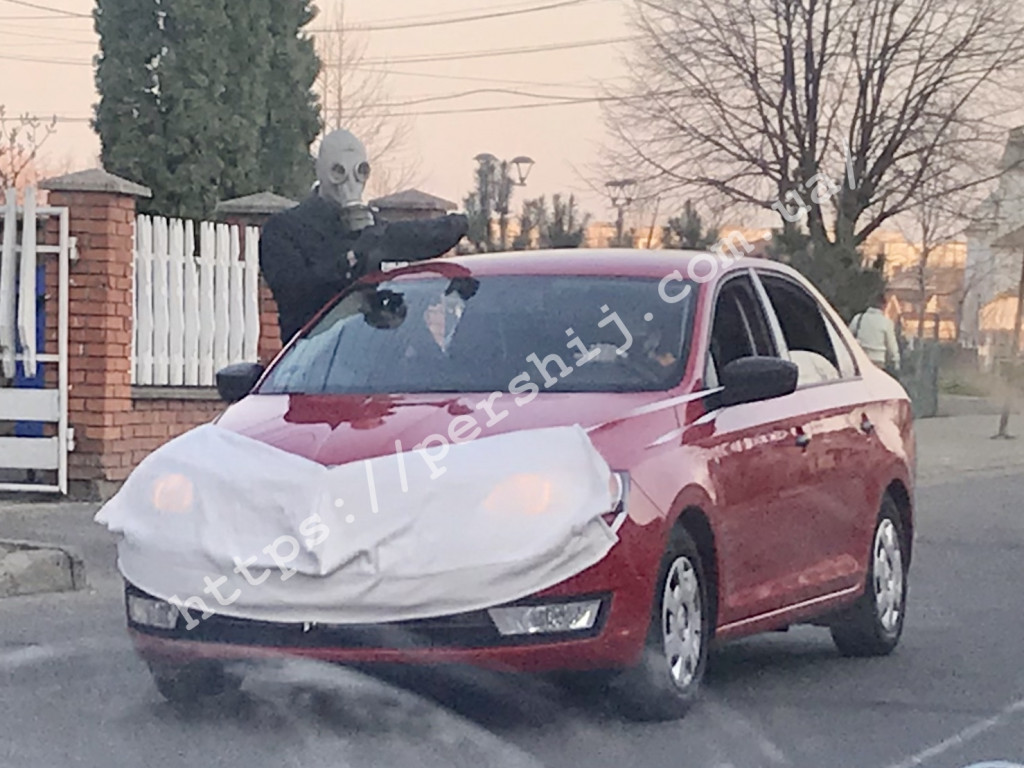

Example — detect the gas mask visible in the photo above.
[316,129,374,230]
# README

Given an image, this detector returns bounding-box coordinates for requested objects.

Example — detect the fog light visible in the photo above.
[127,595,180,630]
[488,600,601,636]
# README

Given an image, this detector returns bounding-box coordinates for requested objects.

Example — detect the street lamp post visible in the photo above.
[606,179,638,247]
[475,153,534,251]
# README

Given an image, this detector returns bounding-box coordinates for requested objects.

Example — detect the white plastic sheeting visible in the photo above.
[17,187,37,378]
[96,423,619,625]
[0,186,40,379]
[0,188,19,379]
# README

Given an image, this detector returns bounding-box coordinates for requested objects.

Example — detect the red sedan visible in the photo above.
[121,249,914,720]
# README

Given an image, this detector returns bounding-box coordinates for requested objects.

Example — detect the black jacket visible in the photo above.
[259,195,468,341]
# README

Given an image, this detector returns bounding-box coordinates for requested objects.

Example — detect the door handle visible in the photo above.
[795,432,811,448]
[860,416,875,434]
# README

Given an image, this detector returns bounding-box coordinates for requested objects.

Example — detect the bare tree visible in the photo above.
[0,107,57,190]
[313,2,420,198]
[608,0,1024,254]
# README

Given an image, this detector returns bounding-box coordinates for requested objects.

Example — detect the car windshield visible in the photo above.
[259,274,696,395]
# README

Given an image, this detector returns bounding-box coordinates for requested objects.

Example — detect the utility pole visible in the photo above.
[994,244,1024,439]
[646,196,661,249]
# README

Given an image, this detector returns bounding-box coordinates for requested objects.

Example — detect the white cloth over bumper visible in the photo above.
[96,423,619,624]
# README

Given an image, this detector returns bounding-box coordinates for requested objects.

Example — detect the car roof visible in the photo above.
[380,248,802,282]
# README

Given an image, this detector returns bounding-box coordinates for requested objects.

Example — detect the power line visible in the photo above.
[0,0,90,18]
[341,0,595,27]
[388,95,618,116]
[354,36,636,66]
[0,35,636,68]
[0,13,87,19]
[0,29,96,44]
[308,0,592,33]
[352,64,612,90]
[25,84,679,123]
[0,24,95,41]
[27,94,621,124]
[372,87,595,108]
[0,52,88,65]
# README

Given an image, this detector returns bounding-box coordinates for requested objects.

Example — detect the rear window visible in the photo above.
[259,273,696,395]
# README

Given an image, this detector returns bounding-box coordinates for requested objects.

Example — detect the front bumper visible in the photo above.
[125,579,649,673]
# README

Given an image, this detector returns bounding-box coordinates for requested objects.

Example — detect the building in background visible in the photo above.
[963,126,1024,361]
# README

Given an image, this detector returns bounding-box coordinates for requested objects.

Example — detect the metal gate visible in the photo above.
[0,187,70,494]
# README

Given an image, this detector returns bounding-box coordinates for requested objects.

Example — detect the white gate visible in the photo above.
[0,187,70,494]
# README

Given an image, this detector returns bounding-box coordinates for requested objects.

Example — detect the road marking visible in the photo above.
[884,698,1024,768]
[703,697,792,766]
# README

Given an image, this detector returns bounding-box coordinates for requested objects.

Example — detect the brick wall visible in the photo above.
[43,190,138,494]
[38,181,281,499]
[123,398,227,468]
[258,279,282,363]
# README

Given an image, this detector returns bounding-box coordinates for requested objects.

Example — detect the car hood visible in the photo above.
[215,390,677,467]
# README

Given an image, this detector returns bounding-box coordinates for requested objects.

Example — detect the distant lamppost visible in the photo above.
[476,153,534,251]
[606,178,638,247]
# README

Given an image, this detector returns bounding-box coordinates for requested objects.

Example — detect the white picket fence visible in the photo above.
[133,216,261,387]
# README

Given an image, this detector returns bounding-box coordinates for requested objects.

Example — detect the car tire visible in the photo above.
[830,495,908,657]
[149,660,240,705]
[611,525,710,721]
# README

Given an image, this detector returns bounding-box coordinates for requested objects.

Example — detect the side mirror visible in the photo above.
[718,357,798,408]
[215,362,265,404]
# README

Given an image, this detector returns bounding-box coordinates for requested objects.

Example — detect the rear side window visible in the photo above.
[758,274,845,385]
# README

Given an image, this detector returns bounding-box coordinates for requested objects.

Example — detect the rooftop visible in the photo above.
[369,188,458,212]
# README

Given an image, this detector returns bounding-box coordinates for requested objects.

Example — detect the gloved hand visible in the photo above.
[340,204,375,232]
[447,213,469,240]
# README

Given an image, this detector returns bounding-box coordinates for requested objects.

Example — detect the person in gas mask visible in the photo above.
[259,129,469,342]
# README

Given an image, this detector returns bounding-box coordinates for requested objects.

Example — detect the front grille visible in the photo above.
[125,583,609,650]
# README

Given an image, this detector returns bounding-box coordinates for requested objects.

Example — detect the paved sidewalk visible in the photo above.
[0,502,115,588]
[916,413,1024,486]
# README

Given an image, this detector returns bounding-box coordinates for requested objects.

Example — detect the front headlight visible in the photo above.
[127,594,180,630]
[488,600,602,636]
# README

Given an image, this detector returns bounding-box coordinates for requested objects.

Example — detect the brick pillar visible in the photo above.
[214,191,297,364]
[40,169,152,499]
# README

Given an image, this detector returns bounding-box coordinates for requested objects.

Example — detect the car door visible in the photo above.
[692,272,818,626]
[753,270,876,602]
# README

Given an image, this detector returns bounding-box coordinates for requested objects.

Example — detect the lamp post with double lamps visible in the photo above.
[475,153,535,251]
[606,178,638,247]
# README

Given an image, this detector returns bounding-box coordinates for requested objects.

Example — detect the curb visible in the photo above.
[0,539,87,599]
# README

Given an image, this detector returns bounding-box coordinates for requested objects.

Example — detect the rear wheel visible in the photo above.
[611,526,710,721]
[830,496,908,657]
[149,660,241,705]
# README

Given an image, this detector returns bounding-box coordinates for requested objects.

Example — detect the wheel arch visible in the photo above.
[884,479,914,565]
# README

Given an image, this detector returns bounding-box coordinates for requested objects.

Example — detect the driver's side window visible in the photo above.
[705,275,777,388]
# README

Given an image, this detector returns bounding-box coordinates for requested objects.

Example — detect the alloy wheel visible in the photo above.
[661,556,703,689]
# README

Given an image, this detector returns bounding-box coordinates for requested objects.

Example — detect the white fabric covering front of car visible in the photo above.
[95,423,619,625]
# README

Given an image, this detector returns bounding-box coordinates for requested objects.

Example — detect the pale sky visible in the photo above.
[0,0,632,219]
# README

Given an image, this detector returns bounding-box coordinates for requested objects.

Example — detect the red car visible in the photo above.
[122,249,914,720]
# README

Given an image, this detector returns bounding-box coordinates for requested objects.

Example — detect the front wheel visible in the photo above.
[611,526,710,721]
[830,496,908,657]
[149,660,241,705]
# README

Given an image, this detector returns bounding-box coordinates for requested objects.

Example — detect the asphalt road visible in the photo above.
[0,471,1022,768]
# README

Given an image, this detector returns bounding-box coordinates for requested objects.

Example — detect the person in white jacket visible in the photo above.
[850,293,901,374]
